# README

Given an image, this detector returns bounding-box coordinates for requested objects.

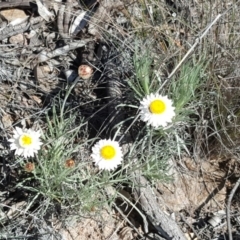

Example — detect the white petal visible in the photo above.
[15,127,23,135]
[16,148,24,156]
[23,151,28,158]
[10,143,17,150]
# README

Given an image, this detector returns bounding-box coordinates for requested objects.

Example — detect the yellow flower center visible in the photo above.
[19,134,33,148]
[149,99,166,114]
[100,145,116,160]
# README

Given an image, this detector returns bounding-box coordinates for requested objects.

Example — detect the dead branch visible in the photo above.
[37,39,93,63]
[131,170,186,240]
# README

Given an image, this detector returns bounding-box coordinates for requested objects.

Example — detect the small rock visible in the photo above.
[0,9,27,22]
[31,95,42,104]
[1,113,13,128]
[9,34,26,45]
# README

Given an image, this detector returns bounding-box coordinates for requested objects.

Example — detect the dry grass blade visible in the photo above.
[167,14,221,79]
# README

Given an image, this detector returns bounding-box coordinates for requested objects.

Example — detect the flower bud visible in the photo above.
[24,162,35,172]
[65,159,75,168]
[78,65,93,80]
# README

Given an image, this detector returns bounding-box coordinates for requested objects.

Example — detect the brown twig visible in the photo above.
[180,213,200,240]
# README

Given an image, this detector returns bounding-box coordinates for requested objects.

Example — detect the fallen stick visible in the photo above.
[37,39,93,63]
[131,170,186,240]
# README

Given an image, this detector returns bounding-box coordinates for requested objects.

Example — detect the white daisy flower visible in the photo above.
[139,93,175,128]
[91,139,123,171]
[8,127,43,158]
